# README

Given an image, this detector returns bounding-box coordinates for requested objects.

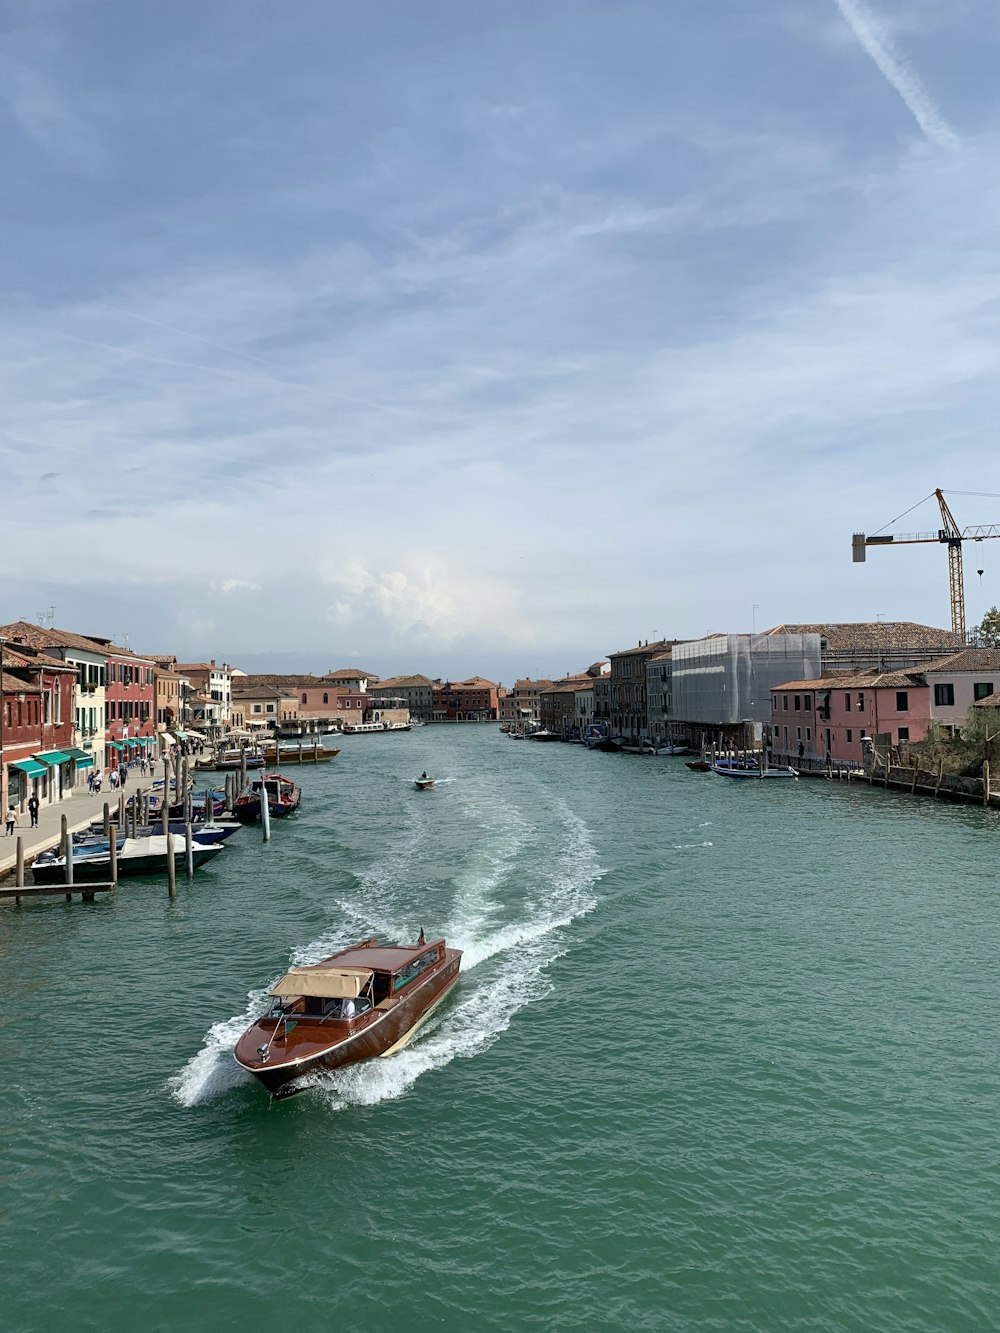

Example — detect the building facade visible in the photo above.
[370,675,437,721]
[432,678,499,721]
[608,641,679,740]
[173,661,234,732]
[500,679,553,727]
[769,670,931,764]
[0,646,78,810]
[101,644,156,770]
[672,633,822,737]
[923,649,1000,734]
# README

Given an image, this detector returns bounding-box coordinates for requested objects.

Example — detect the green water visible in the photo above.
[2,729,999,1332]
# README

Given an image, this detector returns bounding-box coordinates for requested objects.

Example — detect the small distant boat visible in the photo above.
[31,836,225,883]
[528,729,561,742]
[646,744,691,756]
[234,935,463,1096]
[233,773,302,823]
[685,760,712,772]
[414,775,435,789]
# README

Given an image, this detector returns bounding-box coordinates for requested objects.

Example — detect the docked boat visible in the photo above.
[528,729,561,742]
[234,935,463,1096]
[711,762,798,780]
[232,773,301,823]
[685,760,712,772]
[646,743,690,756]
[342,721,411,734]
[30,836,225,883]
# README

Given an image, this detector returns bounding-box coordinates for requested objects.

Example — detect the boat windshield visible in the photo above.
[267,995,372,1020]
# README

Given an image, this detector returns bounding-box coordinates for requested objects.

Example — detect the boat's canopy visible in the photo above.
[270,965,373,998]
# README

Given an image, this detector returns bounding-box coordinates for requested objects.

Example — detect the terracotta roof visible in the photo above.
[764,621,960,650]
[231,686,297,700]
[373,674,435,689]
[972,692,1000,708]
[921,648,1000,675]
[609,638,679,658]
[0,621,108,656]
[1,671,41,693]
[326,667,377,679]
[772,670,927,691]
[647,648,675,663]
[0,644,75,672]
[512,678,553,690]
[174,662,230,674]
[81,638,154,664]
[234,673,324,692]
[456,676,498,689]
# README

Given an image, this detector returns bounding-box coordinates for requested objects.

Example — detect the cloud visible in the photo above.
[211,579,261,595]
[832,0,959,148]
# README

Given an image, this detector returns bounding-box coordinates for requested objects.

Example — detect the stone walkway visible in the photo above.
[0,771,161,875]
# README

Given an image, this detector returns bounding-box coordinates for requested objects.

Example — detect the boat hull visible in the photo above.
[31,843,224,883]
[235,952,462,1096]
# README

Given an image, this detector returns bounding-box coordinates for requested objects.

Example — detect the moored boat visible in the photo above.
[685,760,712,772]
[711,762,798,780]
[30,836,225,883]
[528,729,561,742]
[232,773,301,823]
[234,935,463,1096]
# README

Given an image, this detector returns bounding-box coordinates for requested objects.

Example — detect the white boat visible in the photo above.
[711,763,798,780]
[528,729,561,742]
[645,744,690,756]
[342,721,412,734]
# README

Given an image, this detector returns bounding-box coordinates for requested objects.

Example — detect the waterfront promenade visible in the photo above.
[0,771,159,877]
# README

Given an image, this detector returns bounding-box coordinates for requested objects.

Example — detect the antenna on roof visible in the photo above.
[36,606,54,628]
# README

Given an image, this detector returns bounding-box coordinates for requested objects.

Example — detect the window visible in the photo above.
[796,726,801,740]
[846,729,853,742]
[973,682,994,701]
[782,695,788,711]
[898,727,910,741]
[806,728,811,741]
[266,704,275,713]
[896,692,909,712]
[934,683,955,707]
[794,695,801,712]
[301,693,307,704]
[844,693,851,711]
[804,696,812,710]
[323,693,329,704]
[253,704,262,714]
[860,730,866,739]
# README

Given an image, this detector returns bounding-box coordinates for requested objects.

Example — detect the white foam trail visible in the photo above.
[174,787,602,1110]
[168,986,270,1107]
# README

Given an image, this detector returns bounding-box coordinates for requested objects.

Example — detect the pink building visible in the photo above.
[770,670,931,764]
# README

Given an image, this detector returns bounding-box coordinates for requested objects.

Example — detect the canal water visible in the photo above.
[2,728,998,1331]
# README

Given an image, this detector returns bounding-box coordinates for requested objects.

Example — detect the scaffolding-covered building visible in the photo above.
[672,633,822,740]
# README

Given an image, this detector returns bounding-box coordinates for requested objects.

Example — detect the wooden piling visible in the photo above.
[935,759,944,796]
[103,802,111,837]
[911,761,919,794]
[984,759,990,807]
[61,814,73,898]
[109,834,118,886]
[166,832,177,897]
[185,816,194,878]
[118,791,126,827]
[15,836,24,888]
[313,738,319,763]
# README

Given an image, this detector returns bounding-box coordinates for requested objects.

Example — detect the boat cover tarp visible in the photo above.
[270,966,373,998]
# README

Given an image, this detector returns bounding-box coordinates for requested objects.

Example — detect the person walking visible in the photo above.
[27,794,39,828]
[5,804,17,836]
[119,762,128,787]
[109,767,119,791]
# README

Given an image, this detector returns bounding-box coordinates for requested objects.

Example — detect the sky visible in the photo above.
[3,0,1000,682]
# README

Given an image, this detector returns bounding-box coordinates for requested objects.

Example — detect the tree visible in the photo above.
[974,606,1000,647]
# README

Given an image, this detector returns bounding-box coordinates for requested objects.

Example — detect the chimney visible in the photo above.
[210,659,216,667]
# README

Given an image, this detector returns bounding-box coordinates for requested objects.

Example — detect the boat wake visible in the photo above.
[171,784,601,1110]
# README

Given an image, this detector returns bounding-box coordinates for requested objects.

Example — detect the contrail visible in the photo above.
[833,0,958,149]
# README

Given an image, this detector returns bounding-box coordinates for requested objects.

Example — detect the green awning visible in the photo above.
[35,750,70,765]
[125,737,140,746]
[173,730,189,739]
[11,759,48,778]
[73,755,95,769]
[111,741,125,751]
[64,746,93,761]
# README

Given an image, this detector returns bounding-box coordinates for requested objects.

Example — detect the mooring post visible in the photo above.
[260,776,271,842]
[62,813,73,898]
[185,814,194,878]
[109,833,118,886]
[166,832,177,897]
[984,758,990,808]
[103,801,111,838]
[15,836,24,888]
[118,791,126,827]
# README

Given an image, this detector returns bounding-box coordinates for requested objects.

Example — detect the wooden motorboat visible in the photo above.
[685,760,712,772]
[414,776,435,789]
[234,935,462,1096]
[528,729,561,742]
[232,773,301,823]
[30,837,224,883]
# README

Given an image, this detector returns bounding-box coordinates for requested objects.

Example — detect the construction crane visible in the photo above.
[852,488,1000,640]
